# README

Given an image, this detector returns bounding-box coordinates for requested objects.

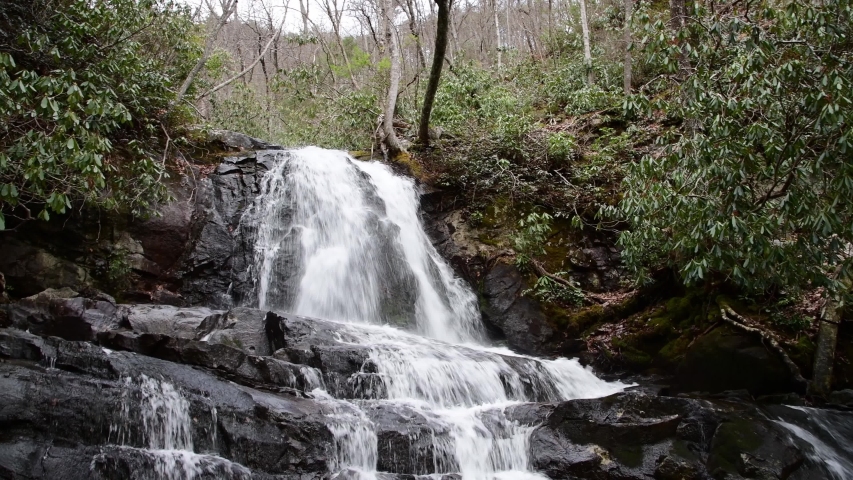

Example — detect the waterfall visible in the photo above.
[249,146,482,343]
[106,375,251,480]
[247,147,628,480]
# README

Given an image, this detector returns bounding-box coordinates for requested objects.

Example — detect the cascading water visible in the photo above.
[247,147,628,479]
[772,405,853,479]
[107,375,251,480]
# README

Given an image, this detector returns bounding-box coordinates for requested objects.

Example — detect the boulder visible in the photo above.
[673,325,802,396]
[124,304,219,338]
[480,264,555,355]
[529,392,814,480]
[2,288,122,341]
[0,240,92,297]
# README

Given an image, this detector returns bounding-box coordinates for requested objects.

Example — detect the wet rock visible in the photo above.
[181,151,284,308]
[209,130,284,151]
[196,307,273,355]
[2,288,122,341]
[91,446,254,480]
[361,402,453,475]
[530,391,817,480]
[123,304,219,338]
[0,327,333,477]
[480,264,555,355]
[827,389,853,408]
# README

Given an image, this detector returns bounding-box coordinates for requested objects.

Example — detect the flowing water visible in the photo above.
[247,147,628,480]
[108,375,250,480]
[772,405,853,480]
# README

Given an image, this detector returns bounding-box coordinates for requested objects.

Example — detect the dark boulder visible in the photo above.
[2,288,122,341]
[530,392,815,480]
[673,325,802,396]
[480,264,555,355]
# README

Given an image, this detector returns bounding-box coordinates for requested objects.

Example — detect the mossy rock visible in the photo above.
[390,151,424,180]
[673,325,802,395]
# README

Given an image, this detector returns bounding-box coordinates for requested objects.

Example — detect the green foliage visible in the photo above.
[612,0,853,295]
[212,63,379,151]
[764,296,813,332]
[107,250,132,294]
[0,0,199,227]
[513,212,553,267]
[546,131,578,163]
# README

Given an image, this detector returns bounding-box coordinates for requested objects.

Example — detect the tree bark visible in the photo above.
[623,0,633,95]
[579,0,594,84]
[493,0,502,67]
[418,0,452,147]
[381,1,404,157]
[812,296,842,395]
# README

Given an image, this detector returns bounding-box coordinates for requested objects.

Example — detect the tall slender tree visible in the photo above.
[579,0,593,83]
[418,0,452,147]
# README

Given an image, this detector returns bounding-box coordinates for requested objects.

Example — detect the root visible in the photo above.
[719,303,808,391]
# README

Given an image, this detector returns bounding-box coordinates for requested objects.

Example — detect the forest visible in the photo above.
[1,0,853,458]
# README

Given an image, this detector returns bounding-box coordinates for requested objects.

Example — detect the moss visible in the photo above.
[349,150,373,160]
[612,338,653,368]
[391,151,424,180]
[609,444,644,468]
[789,335,816,377]
[571,305,606,335]
[708,419,765,474]
[657,334,693,365]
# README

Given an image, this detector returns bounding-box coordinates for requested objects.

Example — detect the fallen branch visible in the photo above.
[719,304,808,391]
[530,259,605,305]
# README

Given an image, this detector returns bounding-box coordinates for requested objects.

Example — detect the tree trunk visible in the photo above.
[812,296,842,395]
[493,0,502,67]
[418,0,451,147]
[403,0,428,68]
[669,0,689,77]
[579,0,594,84]
[623,0,632,95]
[382,2,404,157]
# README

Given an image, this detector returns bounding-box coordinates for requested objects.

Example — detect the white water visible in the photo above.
[248,147,628,480]
[774,406,853,480]
[107,375,249,480]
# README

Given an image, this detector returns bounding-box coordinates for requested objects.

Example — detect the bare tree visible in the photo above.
[492,0,502,67]
[172,0,238,109]
[320,0,360,88]
[381,0,404,156]
[418,0,452,147]
[200,11,288,98]
[401,0,427,68]
[579,0,594,84]
[623,0,632,94]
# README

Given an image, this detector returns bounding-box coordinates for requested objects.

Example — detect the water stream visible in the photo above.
[247,147,627,479]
